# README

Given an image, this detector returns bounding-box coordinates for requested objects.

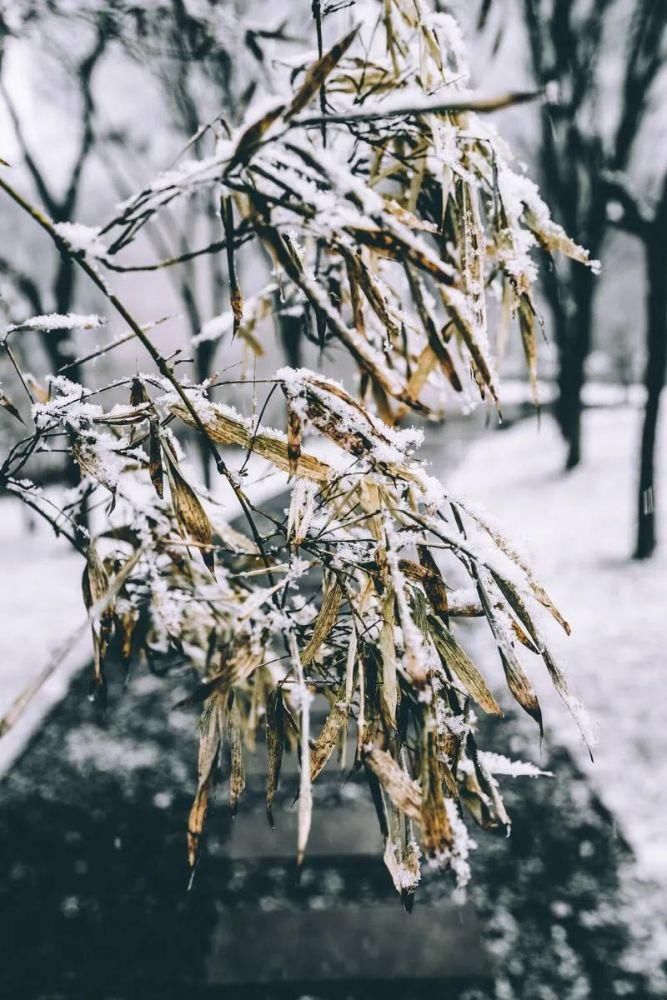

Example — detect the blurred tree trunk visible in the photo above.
[0,25,105,495]
[635,179,667,558]
[556,255,597,470]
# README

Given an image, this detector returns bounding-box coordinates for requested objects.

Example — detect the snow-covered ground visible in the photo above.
[0,497,85,770]
[451,403,667,982]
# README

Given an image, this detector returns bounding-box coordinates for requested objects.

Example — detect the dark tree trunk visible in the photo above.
[635,227,667,559]
[47,255,83,491]
[44,254,80,383]
[195,339,215,490]
[555,263,597,470]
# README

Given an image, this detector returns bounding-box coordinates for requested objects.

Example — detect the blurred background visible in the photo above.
[0,2,665,997]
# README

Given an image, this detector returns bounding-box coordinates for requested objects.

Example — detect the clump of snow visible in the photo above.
[477,752,552,779]
[8,313,105,333]
[53,222,108,258]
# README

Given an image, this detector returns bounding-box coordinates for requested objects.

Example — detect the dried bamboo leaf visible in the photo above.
[347,249,403,343]
[221,196,244,337]
[287,400,302,479]
[379,591,398,729]
[0,389,24,425]
[524,206,597,268]
[117,605,138,667]
[541,644,595,754]
[164,451,214,575]
[228,693,246,815]
[365,747,421,821]
[310,684,349,782]
[420,728,453,856]
[24,374,49,403]
[266,687,285,828]
[459,770,496,829]
[148,421,164,498]
[417,545,448,617]
[474,570,542,732]
[230,101,286,168]
[405,266,462,393]
[82,544,109,610]
[428,615,502,716]
[501,650,543,732]
[82,545,114,698]
[300,577,343,666]
[130,377,150,407]
[284,27,359,118]
[518,293,539,406]
[383,822,421,903]
[214,520,260,555]
[438,753,460,800]
[187,692,225,868]
[171,401,333,483]
[394,344,438,421]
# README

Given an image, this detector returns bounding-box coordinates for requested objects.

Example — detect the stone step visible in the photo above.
[212,801,381,859]
[206,902,492,986]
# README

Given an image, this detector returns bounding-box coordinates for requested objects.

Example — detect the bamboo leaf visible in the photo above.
[171,401,333,483]
[187,692,225,868]
[164,451,214,575]
[0,389,24,425]
[266,687,285,828]
[379,591,398,728]
[228,693,246,816]
[365,747,421,821]
[286,400,302,479]
[300,577,343,666]
[518,293,539,406]
[417,545,449,617]
[420,728,453,856]
[148,421,164,498]
[310,684,349,782]
[284,27,359,119]
[428,615,502,716]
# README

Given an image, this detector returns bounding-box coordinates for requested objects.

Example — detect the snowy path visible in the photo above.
[451,404,667,982]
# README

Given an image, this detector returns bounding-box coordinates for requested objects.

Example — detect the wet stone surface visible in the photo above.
[0,659,663,999]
